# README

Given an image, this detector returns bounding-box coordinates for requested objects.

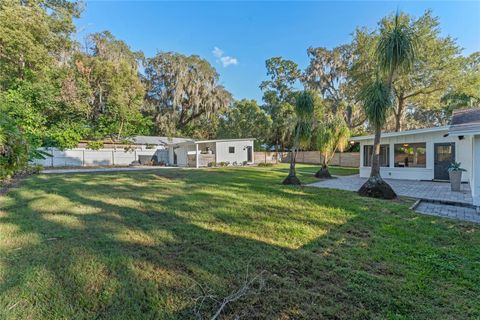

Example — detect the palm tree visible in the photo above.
[314,114,350,179]
[283,91,315,185]
[358,12,416,199]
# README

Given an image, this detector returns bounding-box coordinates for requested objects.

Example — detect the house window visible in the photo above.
[363,145,389,167]
[229,146,235,153]
[394,143,426,168]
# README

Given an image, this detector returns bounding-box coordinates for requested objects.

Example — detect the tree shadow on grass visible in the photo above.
[1,169,479,319]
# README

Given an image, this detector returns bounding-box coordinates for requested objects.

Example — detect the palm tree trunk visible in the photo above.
[358,125,396,199]
[289,147,296,177]
[370,127,381,177]
[283,133,301,185]
[315,151,332,179]
[276,138,279,164]
[394,97,404,132]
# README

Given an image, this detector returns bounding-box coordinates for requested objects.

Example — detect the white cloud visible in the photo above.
[212,46,238,67]
[220,56,238,67]
[212,46,224,58]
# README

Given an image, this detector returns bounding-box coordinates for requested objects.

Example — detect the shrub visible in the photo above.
[86,141,104,150]
[257,162,274,167]
[32,164,44,174]
[208,162,217,167]
[0,116,29,179]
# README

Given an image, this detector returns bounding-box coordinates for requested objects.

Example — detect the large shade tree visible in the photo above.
[358,12,416,199]
[304,45,365,129]
[351,11,462,131]
[260,57,301,154]
[217,99,272,147]
[283,91,315,185]
[0,0,81,88]
[144,52,232,136]
[72,32,149,143]
[439,52,480,115]
[0,0,88,151]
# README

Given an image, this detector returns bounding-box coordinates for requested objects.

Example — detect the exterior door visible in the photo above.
[434,143,455,180]
[247,146,253,162]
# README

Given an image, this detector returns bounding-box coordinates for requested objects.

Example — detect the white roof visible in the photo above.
[172,138,256,146]
[130,136,194,145]
[351,126,449,141]
[131,136,255,146]
[194,138,255,144]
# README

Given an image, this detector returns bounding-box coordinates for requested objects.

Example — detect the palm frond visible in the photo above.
[377,12,416,79]
[294,91,315,149]
[359,79,393,128]
[295,91,315,121]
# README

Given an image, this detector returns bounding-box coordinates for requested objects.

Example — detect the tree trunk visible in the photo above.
[282,147,301,185]
[370,128,381,177]
[394,97,405,132]
[276,138,279,164]
[358,126,397,199]
[283,132,302,186]
[315,152,332,179]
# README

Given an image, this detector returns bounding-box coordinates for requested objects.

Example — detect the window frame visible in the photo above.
[228,146,235,154]
[363,144,390,167]
[393,143,427,168]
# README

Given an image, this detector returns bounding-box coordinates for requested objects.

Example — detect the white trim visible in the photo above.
[194,138,255,144]
[449,124,480,136]
[351,126,449,141]
[171,138,256,147]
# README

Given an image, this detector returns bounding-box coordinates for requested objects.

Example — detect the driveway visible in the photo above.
[307,175,474,205]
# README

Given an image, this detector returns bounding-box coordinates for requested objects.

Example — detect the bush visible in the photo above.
[0,116,29,179]
[217,162,229,167]
[32,164,44,174]
[86,140,104,150]
[208,162,217,167]
[257,162,274,167]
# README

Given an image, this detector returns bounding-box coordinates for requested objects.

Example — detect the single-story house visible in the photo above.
[34,136,255,168]
[351,108,480,206]
[166,138,255,168]
[132,136,255,167]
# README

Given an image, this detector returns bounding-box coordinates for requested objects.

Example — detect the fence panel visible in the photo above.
[255,151,359,167]
[34,147,162,168]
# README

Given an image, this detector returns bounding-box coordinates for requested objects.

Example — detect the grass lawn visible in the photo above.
[275,163,359,176]
[1,167,479,319]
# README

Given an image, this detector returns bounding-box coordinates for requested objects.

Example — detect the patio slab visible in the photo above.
[414,201,480,224]
[307,175,473,205]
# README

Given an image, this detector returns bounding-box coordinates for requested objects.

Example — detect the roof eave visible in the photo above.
[350,126,449,141]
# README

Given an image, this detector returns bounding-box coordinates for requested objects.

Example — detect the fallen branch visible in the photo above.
[210,269,265,320]
[190,264,265,320]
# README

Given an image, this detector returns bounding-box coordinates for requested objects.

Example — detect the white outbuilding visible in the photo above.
[166,138,255,168]
[351,108,480,206]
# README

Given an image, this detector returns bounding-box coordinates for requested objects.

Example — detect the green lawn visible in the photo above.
[276,163,359,176]
[1,167,479,319]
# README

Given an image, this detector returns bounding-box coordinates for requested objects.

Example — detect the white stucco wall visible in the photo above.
[215,140,254,164]
[358,130,473,182]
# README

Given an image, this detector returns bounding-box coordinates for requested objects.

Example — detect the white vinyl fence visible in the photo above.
[33,147,169,168]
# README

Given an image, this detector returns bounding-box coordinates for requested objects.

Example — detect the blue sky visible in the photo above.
[75,1,480,102]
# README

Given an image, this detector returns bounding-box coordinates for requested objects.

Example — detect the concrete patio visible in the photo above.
[307,175,474,205]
